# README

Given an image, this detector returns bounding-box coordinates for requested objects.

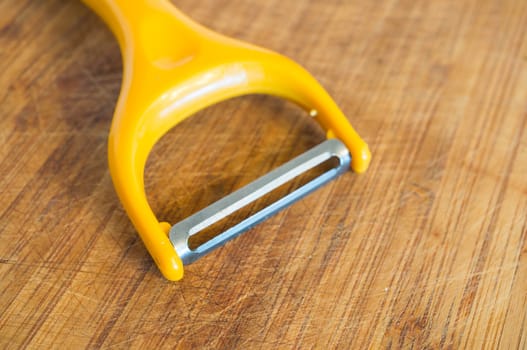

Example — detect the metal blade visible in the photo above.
[169,138,351,264]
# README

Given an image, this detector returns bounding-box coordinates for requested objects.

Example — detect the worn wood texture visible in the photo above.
[1,0,526,348]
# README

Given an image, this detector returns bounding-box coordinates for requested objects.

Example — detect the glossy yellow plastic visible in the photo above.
[82,0,371,280]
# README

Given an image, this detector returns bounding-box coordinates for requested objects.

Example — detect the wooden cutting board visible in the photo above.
[1,0,525,348]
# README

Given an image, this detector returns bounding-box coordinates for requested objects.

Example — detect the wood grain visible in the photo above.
[1,0,526,348]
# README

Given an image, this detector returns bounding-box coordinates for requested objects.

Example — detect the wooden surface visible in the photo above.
[1,0,526,348]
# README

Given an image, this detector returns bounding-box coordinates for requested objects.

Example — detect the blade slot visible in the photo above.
[187,155,340,250]
[169,139,351,264]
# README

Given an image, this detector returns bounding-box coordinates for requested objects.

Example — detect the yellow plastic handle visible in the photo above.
[82,0,371,280]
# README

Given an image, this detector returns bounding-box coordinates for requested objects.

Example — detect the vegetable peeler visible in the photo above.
[82,0,371,281]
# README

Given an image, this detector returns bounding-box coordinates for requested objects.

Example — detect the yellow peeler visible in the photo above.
[82,0,371,281]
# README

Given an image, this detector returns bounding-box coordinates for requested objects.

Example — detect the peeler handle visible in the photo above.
[82,0,206,65]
